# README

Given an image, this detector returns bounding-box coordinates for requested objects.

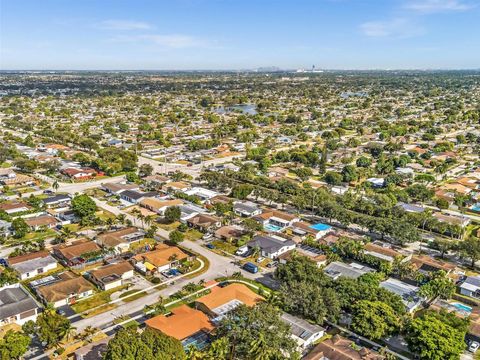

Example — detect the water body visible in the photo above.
[214,103,258,115]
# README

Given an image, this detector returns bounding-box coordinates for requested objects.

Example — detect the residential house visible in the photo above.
[397,202,425,213]
[288,222,332,241]
[253,209,299,232]
[281,312,325,351]
[195,283,263,319]
[364,242,409,264]
[42,194,71,208]
[409,255,456,275]
[8,250,58,280]
[380,278,423,313]
[459,276,480,299]
[233,201,262,217]
[53,239,103,267]
[278,245,327,267]
[0,174,35,187]
[247,235,296,259]
[143,175,170,188]
[187,213,222,232]
[120,190,157,204]
[102,182,140,196]
[139,197,183,215]
[163,181,191,192]
[34,271,94,308]
[179,203,208,222]
[0,283,41,326]
[184,187,219,202]
[304,335,385,360]
[24,214,58,231]
[96,227,145,253]
[0,220,12,237]
[214,225,247,242]
[433,212,470,228]
[324,261,375,280]
[62,167,98,180]
[145,305,214,350]
[0,201,32,215]
[132,244,191,274]
[88,261,134,291]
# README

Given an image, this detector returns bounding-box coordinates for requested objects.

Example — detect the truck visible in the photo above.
[243,262,259,274]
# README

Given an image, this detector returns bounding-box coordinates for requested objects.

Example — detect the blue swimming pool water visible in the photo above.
[472,204,480,212]
[452,302,472,313]
[310,223,332,231]
[264,223,282,232]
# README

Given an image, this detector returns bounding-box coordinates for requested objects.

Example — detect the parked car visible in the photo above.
[469,341,479,353]
[256,256,265,263]
[206,244,215,249]
[267,261,278,268]
[235,246,249,256]
[202,233,213,240]
[243,262,258,274]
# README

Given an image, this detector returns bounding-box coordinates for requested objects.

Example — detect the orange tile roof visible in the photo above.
[196,283,263,311]
[133,245,188,268]
[145,305,214,340]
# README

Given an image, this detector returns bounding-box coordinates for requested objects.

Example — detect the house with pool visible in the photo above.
[288,222,332,241]
[253,209,299,232]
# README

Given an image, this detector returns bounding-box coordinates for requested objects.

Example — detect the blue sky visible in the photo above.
[1,0,479,70]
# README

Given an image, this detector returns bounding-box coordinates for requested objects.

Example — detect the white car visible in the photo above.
[202,233,213,240]
[469,341,479,353]
[257,256,265,263]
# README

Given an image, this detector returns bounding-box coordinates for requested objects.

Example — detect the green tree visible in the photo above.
[71,194,96,219]
[0,267,18,286]
[351,300,400,340]
[169,230,184,244]
[164,206,181,223]
[419,270,456,300]
[11,218,29,239]
[36,309,72,348]
[0,330,31,360]
[216,303,299,360]
[139,164,154,177]
[405,311,467,360]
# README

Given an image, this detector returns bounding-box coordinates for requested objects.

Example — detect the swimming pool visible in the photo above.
[451,302,473,314]
[310,223,332,231]
[472,204,480,212]
[264,223,283,232]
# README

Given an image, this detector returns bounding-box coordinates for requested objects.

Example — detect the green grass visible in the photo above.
[119,290,148,302]
[7,229,57,246]
[184,229,203,241]
[129,238,157,252]
[211,240,238,254]
[71,285,128,313]
[158,221,180,231]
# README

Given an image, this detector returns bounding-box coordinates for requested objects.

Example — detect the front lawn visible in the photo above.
[119,290,148,302]
[184,229,203,241]
[210,240,238,255]
[71,285,128,314]
[129,238,157,252]
[158,220,180,231]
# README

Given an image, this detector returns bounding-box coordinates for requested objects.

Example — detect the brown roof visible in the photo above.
[364,243,402,259]
[90,261,133,283]
[410,255,456,273]
[1,174,35,185]
[139,198,183,211]
[304,335,384,360]
[255,210,297,222]
[163,181,190,190]
[214,225,247,240]
[96,227,142,248]
[8,250,51,264]
[0,201,31,211]
[37,272,94,302]
[145,305,214,340]
[196,283,263,312]
[187,213,221,228]
[133,244,189,268]
[24,215,57,228]
[55,239,101,260]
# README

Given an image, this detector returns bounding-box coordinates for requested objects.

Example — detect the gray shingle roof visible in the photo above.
[0,285,39,320]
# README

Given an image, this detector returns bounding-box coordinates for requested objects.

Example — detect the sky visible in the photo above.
[1,0,480,70]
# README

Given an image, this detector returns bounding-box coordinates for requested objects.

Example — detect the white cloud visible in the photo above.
[110,34,210,49]
[360,18,425,38]
[97,20,153,30]
[404,0,473,13]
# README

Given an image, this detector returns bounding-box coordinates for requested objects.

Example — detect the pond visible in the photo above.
[213,103,258,115]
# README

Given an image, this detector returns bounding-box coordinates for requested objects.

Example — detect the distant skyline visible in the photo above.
[1,0,480,70]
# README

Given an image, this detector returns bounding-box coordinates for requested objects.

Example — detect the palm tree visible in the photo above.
[116,214,126,225]
[78,326,97,343]
[52,180,60,193]
[144,214,154,228]
[187,344,205,360]
[248,333,275,360]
